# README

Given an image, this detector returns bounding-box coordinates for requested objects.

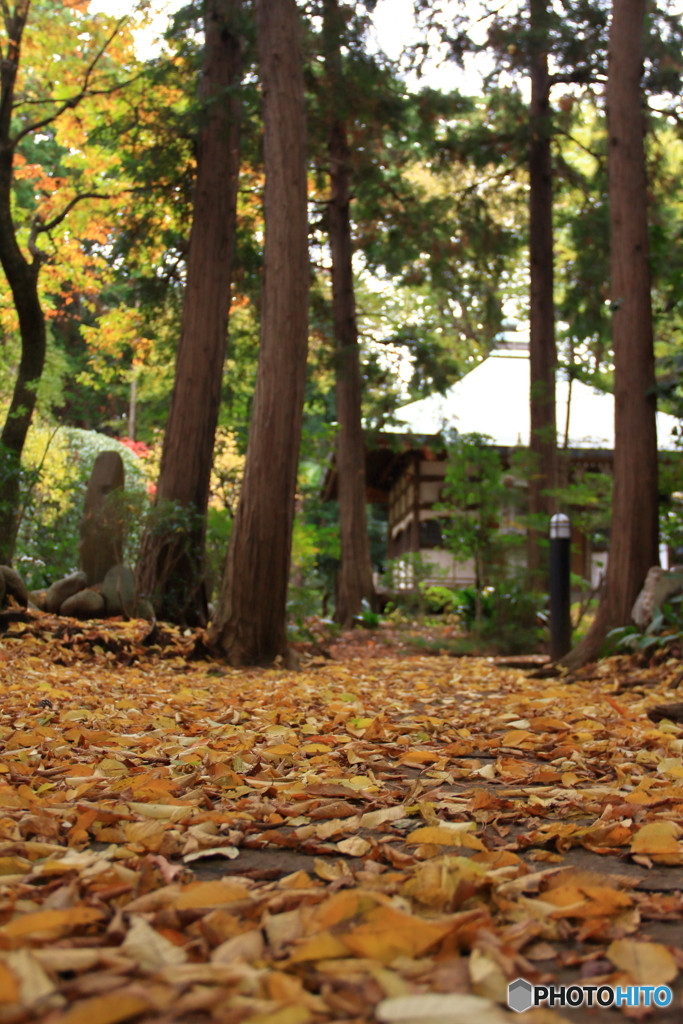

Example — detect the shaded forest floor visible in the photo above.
[0,615,682,1022]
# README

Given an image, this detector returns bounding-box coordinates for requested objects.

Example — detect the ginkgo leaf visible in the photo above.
[5,949,56,1007]
[127,802,192,821]
[607,940,678,985]
[631,821,683,863]
[183,845,239,862]
[211,928,264,964]
[288,930,351,963]
[173,880,250,909]
[120,915,188,971]
[0,961,19,1005]
[360,805,407,828]
[57,993,152,1024]
[376,993,511,1023]
[1,601,682,1023]
[337,836,371,856]
[2,906,102,941]
[406,825,485,850]
[341,905,454,963]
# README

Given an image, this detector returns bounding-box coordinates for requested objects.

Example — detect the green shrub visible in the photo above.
[483,578,546,653]
[421,584,458,614]
[354,598,380,629]
[606,594,683,656]
[454,578,545,654]
[15,426,149,590]
[454,585,495,628]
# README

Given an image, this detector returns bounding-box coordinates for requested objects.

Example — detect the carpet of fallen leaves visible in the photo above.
[0,616,682,1024]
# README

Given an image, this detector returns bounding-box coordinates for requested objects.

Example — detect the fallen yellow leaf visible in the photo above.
[607,939,678,986]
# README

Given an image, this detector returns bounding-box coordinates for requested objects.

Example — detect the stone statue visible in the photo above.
[78,451,125,585]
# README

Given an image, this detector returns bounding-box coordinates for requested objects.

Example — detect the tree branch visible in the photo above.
[13,74,143,111]
[10,15,132,146]
[34,191,112,235]
[553,126,603,162]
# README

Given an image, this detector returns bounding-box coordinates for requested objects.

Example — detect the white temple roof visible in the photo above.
[392,347,680,451]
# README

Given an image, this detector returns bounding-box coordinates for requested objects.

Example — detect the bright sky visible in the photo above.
[90,0,482,93]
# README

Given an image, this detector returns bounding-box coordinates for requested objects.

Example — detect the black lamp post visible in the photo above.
[549,512,572,661]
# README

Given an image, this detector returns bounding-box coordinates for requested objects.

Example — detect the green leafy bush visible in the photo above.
[453,585,495,628]
[607,595,683,655]
[15,426,149,590]
[354,598,380,629]
[452,579,545,653]
[483,578,546,653]
[421,584,459,614]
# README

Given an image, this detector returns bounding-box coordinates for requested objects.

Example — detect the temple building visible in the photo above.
[323,340,679,589]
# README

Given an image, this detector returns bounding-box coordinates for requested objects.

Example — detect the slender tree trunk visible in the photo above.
[323,0,375,628]
[128,376,137,440]
[209,0,309,666]
[527,0,557,586]
[136,0,242,623]
[562,0,658,668]
[0,2,47,564]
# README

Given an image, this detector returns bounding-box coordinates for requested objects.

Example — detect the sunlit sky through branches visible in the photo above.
[90,0,484,94]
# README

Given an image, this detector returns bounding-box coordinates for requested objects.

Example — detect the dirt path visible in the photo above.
[0,615,681,1021]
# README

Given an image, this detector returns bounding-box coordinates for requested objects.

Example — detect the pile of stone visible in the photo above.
[29,565,154,621]
[2,449,154,622]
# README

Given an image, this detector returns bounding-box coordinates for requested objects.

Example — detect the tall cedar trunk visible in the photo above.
[324,0,375,627]
[209,0,309,666]
[527,0,557,586]
[562,0,658,668]
[136,0,242,623]
[0,1,47,564]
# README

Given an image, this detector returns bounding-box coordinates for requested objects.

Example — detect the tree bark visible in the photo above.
[136,0,242,623]
[323,0,375,628]
[209,0,309,666]
[527,0,557,587]
[0,1,47,564]
[562,0,658,668]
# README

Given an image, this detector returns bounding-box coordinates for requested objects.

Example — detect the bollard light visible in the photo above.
[549,513,572,661]
[549,512,571,540]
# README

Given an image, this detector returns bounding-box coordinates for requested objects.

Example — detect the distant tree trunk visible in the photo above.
[128,376,137,441]
[527,0,557,586]
[136,0,242,623]
[209,0,309,666]
[0,3,47,564]
[562,0,658,668]
[323,0,375,628]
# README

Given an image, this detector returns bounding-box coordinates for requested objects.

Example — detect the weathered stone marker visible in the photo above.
[79,451,125,585]
[632,565,683,628]
[101,564,136,617]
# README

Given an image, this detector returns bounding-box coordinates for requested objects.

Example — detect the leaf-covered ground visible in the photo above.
[0,616,682,1023]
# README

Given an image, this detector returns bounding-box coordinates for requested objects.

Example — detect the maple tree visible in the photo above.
[0,0,139,562]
